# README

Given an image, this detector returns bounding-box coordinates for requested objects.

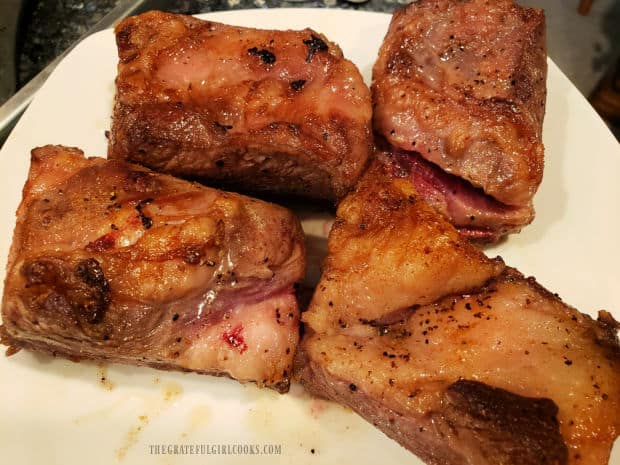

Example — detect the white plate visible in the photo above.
[0,8,618,465]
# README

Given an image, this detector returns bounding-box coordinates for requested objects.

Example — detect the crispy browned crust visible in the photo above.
[109,11,372,201]
[441,379,567,465]
[302,159,505,334]
[299,352,568,465]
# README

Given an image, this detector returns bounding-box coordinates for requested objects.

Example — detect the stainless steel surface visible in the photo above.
[0,0,170,145]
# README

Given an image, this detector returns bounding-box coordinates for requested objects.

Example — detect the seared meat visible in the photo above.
[300,162,620,464]
[1,145,305,391]
[302,160,504,335]
[372,0,546,239]
[302,272,620,465]
[108,11,372,201]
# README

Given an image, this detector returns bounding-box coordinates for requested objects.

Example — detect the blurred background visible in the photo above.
[0,0,619,141]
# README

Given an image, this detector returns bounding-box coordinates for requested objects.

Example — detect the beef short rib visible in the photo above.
[372,0,546,240]
[300,161,620,464]
[1,145,306,391]
[109,11,372,202]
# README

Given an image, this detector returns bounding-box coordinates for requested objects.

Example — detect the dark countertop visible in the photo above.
[16,0,402,91]
[18,0,119,87]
